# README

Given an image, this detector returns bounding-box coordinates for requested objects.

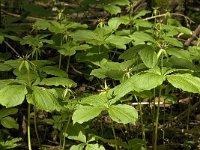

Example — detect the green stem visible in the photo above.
[135,95,147,149]
[27,103,32,150]
[66,56,70,73]
[34,107,41,147]
[62,116,71,150]
[111,121,118,150]
[186,95,191,130]
[59,54,62,69]
[154,86,162,150]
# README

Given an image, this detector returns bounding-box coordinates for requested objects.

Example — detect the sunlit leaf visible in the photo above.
[108,104,138,124]
[27,86,61,112]
[0,85,27,107]
[167,74,200,93]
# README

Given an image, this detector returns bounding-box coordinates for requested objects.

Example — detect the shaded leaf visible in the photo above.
[0,108,18,119]
[39,77,77,87]
[41,66,68,77]
[1,116,19,129]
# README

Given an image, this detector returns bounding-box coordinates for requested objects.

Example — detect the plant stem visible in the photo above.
[111,121,118,150]
[59,54,62,69]
[34,107,41,147]
[154,86,162,150]
[62,116,71,150]
[186,95,191,130]
[135,95,147,149]
[66,56,70,73]
[27,103,32,150]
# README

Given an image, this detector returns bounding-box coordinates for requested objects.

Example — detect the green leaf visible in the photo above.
[163,37,183,47]
[176,27,192,35]
[139,45,158,68]
[34,19,50,30]
[0,79,14,90]
[119,45,145,60]
[130,32,155,44]
[39,77,77,87]
[70,144,85,150]
[27,86,61,112]
[72,30,98,41]
[133,10,151,20]
[72,105,105,124]
[167,74,200,93]
[0,138,22,149]
[108,104,138,124]
[66,123,86,143]
[109,72,165,103]
[103,4,121,15]
[0,85,27,107]
[1,116,19,129]
[106,35,131,49]
[0,63,12,71]
[41,66,68,77]
[166,48,192,62]
[0,108,18,119]
[134,19,153,28]
[108,16,130,30]
[80,93,108,106]
[86,144,105,150]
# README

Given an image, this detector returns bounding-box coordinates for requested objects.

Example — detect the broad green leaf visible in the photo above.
[86,144,105,150]
[130,32,155,44]
[139,45,158,68]
[108,104,138,124]
[90,69,107,79]
[119,45,145,60]
[66,123,86,143]
[167,74,200,93]
[166,48,192,62]
[108,16,130,30]
[41,66,68,77]
[163,37,183,47]
[106,35,131,49]
[111,0,129,6]
[134,19,153,28]
[0,63,12,71]
[1,116,19,129]
[129,73,165,92]
[70,144,85,150]
[0,52,11,61]
[72,30,98,41]
[39,77,77,87]
[0,85,27,107]
[133,10,151,20]
[0,79,14,90]
[72,105,105,124]
[27,86,61,112]
[109,72,165,103]
[176,27,192,35]
[103,5,121,15]
[4,59,22,68]
[0,138,22,149]
[80,93,108,107]
[0,108,18,119]
[34,19,50,30]
[31,60,55,67]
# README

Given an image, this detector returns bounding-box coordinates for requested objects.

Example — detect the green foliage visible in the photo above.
[1,1,200,149]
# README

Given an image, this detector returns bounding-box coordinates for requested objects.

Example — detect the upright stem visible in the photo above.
[62,116,71,150]
[34,107,41,147]
[111,121,118,150]
[186,95,191,130]
[154,86,162,150]
[27,103,32,150]
[135,95,147,149]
